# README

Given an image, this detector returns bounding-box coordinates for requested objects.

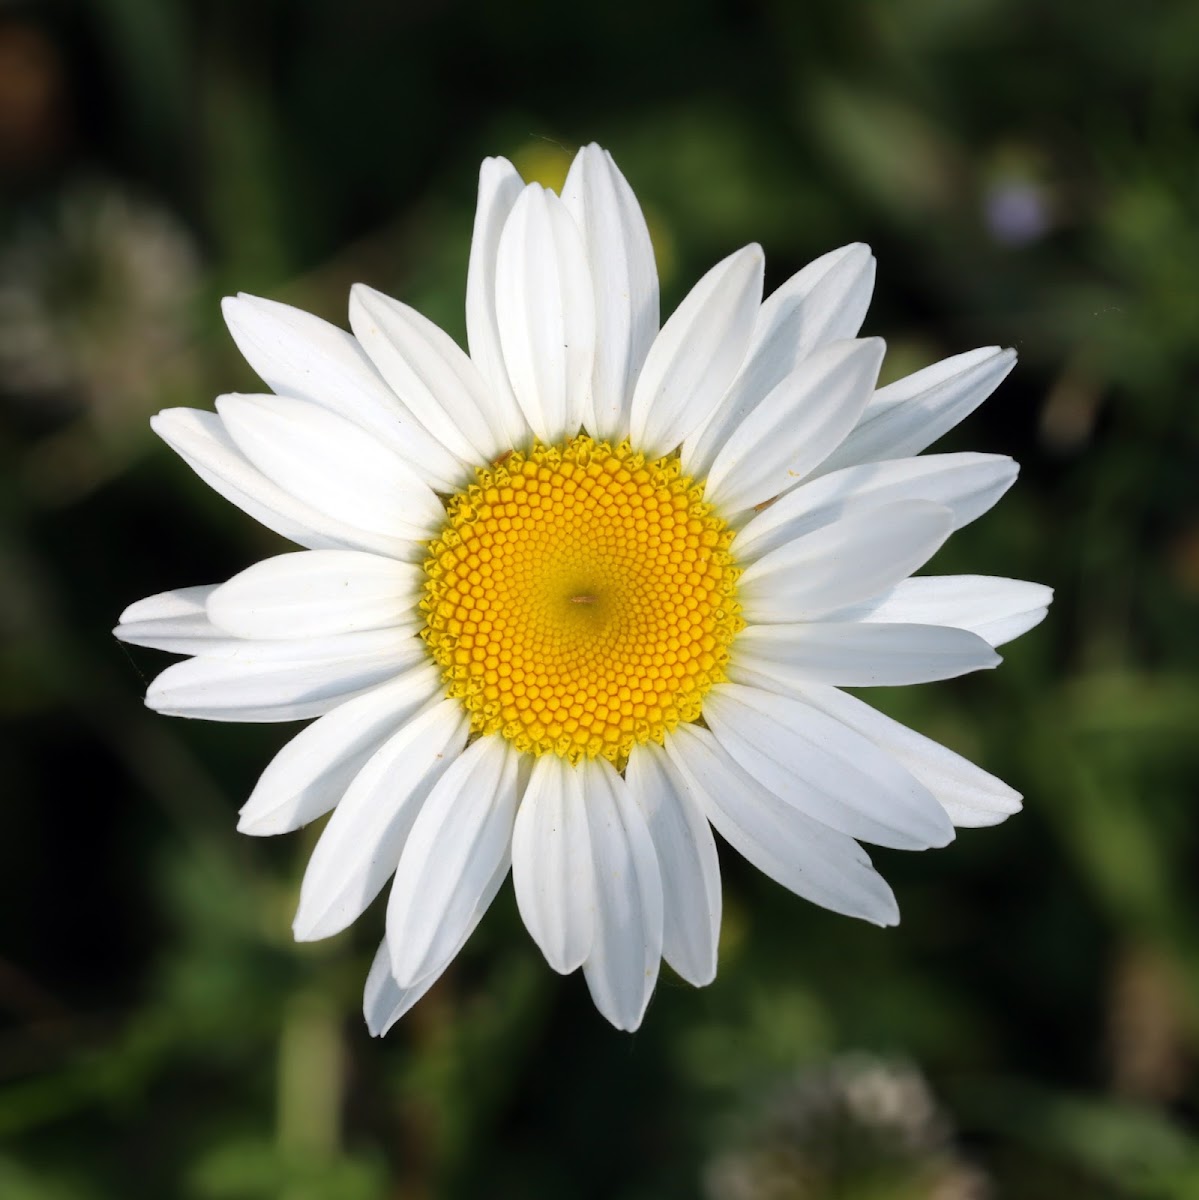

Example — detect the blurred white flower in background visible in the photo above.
[704,1054,991,1200]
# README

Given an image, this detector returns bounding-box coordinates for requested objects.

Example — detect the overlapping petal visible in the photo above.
[207,550,421,640]
[144,633,425,722]
[703,683,955,851]
[465,156,531,446]
[828,575,1053,647]
[494,184,595,443]
[151,408,417,559]
[800,683,1023,827]
[562,143,659,441]
[703,337,884,514]
[817,346,1017,474]
[349,283,507,463]
[236,663,444,835]
[732,452,1017,563]
[511,754,595,974]
[738,500,954,622]
[729,620,1000,688]
[115,586,223,653]
[580,758,664,1032]
[293,699,469,940]
[387,736,520,987]
[629,245,763,458]
[221,293,465,490]
[216,394,445,541]
[666,724,899,925]
[682,242,876,478]
[625,742,721,986]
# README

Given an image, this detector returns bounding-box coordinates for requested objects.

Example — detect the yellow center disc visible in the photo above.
[421,435,743,766]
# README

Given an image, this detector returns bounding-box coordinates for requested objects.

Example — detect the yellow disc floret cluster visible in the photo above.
[421,435,743,766]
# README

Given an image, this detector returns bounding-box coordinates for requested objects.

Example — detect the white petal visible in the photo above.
[216,394,445,541]
[349,284,505,462]
[800,683,1023,827]
[703,683,954,850]
[682,243,875,478]
[817,346,1017,475]
[625,742,721,986]
[829,575,1053,647]
[705,338,884,515]
[465,157,532,446]
[732,453,1018,564]
[293,700,468,941]
[387,736,519,987]
[145,636,424,722]
[739,500,954,623]
[561,144,659,441]
[581,758,664,1032]
[665,724,898,925]
[494,184,595,443]
[207,550,421,640]
[630,245,764,458]
[129,626,416,665]
[729,621,1000,688]
[151,408,416,559]
[115,586,222,652]
[365,842,512,1036]
[237,663,444,835]
[363,940,438,1036]
[510,755,594,974]
[221,293,464,490]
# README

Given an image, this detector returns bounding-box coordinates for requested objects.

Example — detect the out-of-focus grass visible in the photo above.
[1,1,1196,1196]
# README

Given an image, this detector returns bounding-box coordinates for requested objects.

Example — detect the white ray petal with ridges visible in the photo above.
[666,724,899,925]
[581,757,664,1031]
[511,754,595,974]
[704,683,954,850]
[207,550,421,641]
[562,143,660,441]
[216,394,445,541]
[293,700,469,941]
[683,242,875,478]
[115,586,222,652]
[364,843,513,1037]
[145,636,424,722]
[387,736,520,987]
[221,293,464,490]
[739,500,954,623]
[704,337,884,514]
[732,452,1017,564]
[349,284,506,463]
[817,346,1017,475]
[729,621,1000,688]
[799,683,1023,827]
[151,408,417,559]
[625,742,721,986]
[494,184,596,443]
[465,156,531,446]
[828,575,1053,647]
[630,245,764,458]
[237,663,444,835]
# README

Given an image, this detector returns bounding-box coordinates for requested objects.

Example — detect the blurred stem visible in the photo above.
[277,983,344,1196]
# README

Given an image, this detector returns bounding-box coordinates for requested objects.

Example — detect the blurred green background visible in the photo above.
[2,0,1197,1196]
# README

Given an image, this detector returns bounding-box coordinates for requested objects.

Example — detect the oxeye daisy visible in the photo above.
[116,144,1051,1033]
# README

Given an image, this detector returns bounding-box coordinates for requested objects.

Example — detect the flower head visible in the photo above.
[116,144,1050,1032]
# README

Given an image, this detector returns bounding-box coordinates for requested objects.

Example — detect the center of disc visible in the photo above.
[420,434,743,766]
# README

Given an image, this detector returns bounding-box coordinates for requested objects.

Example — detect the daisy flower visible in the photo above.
[116,145,1050,1032]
